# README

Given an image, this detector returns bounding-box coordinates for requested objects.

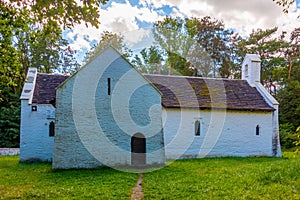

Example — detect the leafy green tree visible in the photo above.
[83,31,132,64]
[0,0,108,147]
[277,80,300,128]
[0,96,20,147]
[152,16,237,77]
[152,17,194,75]
[277,80,300,150]
[237,27,289,83]
[10,0,108,28]
[193,16,236,78]
[133,46,166,74]
[286,27,300,81]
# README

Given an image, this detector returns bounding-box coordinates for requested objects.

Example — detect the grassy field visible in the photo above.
[0,156,138,199]
[143,152,300,200]
[0,153,299,199]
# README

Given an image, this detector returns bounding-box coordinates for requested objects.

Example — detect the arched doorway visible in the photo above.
[131,133,146,166]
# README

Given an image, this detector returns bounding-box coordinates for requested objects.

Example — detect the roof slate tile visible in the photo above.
[31,73,274,111]
[32,73,69,105]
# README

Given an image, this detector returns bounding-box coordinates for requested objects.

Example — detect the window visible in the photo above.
[107,78,111,95]
[195,120,200,136]
[245,64,248,77]
[49,121,55,137]
[256,125,260,136]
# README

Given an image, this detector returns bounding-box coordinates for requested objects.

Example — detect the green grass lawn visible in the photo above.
[143,152,300,200]
[0,153,299,199]
[0,156,138,199]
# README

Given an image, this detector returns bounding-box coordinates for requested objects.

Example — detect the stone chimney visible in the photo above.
[242,54,261,86]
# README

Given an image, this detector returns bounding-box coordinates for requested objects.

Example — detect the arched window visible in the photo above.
[49,121,55,137]
[195,120,200,136]
[256,125,260,136]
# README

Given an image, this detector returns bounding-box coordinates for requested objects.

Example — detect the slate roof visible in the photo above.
[32,73,69,105]
[144,75,274,111]
[31,73,274,111]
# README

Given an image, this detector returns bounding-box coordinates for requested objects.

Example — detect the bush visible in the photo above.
[280,123,300,151]
[0,101,20,147]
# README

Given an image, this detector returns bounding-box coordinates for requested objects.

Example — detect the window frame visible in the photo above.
[256,125,260,136]
[49,121,55,137]
[195,120,201,136]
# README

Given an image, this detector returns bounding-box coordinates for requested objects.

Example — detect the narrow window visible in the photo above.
[256,125,260,136]
[195,120,200,136]
[245,64,248,77]
[49,121,55,137]
[107,78,111,95]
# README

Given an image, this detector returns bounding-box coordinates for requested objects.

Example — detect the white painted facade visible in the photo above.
[242,54,281,157]
[19,52,282,166]
[20,102,55,162]
[52,48,165,169]
[20,68,56,162]
[163,108,276,159]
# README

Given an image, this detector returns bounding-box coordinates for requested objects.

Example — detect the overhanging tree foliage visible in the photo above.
[0,0,108,147]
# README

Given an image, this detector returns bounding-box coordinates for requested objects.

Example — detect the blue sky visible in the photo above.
[66,0,300,64]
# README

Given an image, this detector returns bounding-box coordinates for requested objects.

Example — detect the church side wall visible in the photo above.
[20,100,55,162]
[163,108,274,159]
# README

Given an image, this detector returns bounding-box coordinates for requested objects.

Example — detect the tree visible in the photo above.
[152,16,237,77]
[152,17,194,75]
[186,44,213,77]
[278,80,300,127]
[0,0,108,147]
[83,31,132,64]
[9,0,108,28]
[277,81,300,149]
[132,46,166,74]
[273,0,296,14]
[193,16,236,78]
[237,27,289,84]
[286,27,300,81]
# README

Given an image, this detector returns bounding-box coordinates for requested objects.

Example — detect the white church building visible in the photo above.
[20,47,281,169]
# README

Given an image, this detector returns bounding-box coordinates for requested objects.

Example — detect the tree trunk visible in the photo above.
[288,56,293,81]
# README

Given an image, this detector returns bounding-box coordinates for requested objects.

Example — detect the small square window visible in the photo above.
[31,105,37,111]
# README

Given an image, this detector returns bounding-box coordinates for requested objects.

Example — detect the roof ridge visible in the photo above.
[37,72,70,77]
[144,74,244,81]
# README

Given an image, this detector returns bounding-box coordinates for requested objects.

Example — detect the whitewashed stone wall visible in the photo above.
[163,108,275,159]
[20,101,55,162]
[242,54,281,157]
[53,48,165,169]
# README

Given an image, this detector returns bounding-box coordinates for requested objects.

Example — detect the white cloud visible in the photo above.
[66,0,299,64]
[69,0,164,51]
[166,0,299,37]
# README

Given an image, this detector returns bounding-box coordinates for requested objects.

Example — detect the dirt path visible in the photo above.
[130,173,144,200]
